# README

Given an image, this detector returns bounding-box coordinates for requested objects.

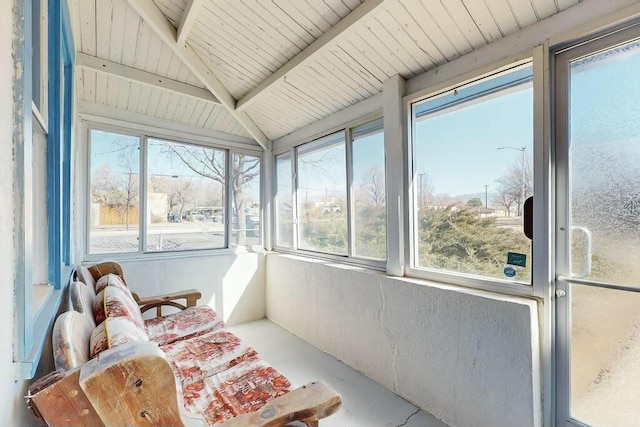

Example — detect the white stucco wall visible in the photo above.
[118,252,266,326]
[266,253,541,427]
[1,2,33,425]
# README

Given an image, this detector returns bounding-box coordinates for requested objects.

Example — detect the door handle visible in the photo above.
[571,226,592,279]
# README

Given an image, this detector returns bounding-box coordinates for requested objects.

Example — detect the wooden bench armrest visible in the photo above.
[86,261,124,281]
[79,341,193,427]
[132,289,202,316]
[218,381,342,427]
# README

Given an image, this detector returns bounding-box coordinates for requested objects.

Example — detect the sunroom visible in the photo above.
[4,0,640,426]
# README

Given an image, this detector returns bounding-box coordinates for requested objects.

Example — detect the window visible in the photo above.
[275,154,294,247]
[297,132,348,255]
[231,153,261,247]
[89,130,141,254]
[146,139,226,252]
[31,0,47,118]
[352,121,386,259]
[411,65,533,284]
[15,0,75,379]
[275,119,385,263]
[88,129,261,257]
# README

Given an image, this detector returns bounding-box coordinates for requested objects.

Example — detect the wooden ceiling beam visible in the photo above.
[177,0,204,46]
[76,52,220,104]
[125,0,271,150]
[235,0,386,112]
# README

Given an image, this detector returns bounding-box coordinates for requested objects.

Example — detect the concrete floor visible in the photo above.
[228,319,449,427]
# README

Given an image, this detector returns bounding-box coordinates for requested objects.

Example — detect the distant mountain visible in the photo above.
[435,191,500,205]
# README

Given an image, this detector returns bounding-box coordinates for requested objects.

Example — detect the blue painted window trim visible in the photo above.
[15,0,75,379]
[47,0,74,289]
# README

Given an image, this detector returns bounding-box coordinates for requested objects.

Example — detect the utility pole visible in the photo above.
[483,185,489,209]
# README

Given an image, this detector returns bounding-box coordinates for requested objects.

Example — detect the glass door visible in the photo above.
[555,25,640,427]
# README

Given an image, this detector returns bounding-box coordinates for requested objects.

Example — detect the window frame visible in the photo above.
[84,122,264,261]
[273,117,386,270]
[14,0,74,380]
[405,60,536,297]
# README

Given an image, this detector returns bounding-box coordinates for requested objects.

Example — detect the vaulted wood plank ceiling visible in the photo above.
[71,0,581,147]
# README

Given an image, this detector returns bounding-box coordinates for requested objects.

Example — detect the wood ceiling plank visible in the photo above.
[272,0,324,39]
[145,87,163,116]
[177,0,204,45]
[507,0,539,28]
[460,0,503,42]
[109,0,127,63]
[441,0,488,48]
[79,0,97,55]
[246,0,312,50]
[420,0,475,56]
[120,4,142,65]
[555,0,579,12]
[236,0,385,111]
[336,39,391,83]
[378,8,436,70]
[531,0,559,18]
[484,0,520,34]
[387,3,447,65]
[95,0,112,59]
[126,0,271,149]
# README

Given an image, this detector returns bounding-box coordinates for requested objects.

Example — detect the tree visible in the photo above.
[495,158,533,216]
[149,177,196,221]
[365,166,385,207]
[166,144,260,244]
[91,164,139,230]
[417,173,436,208]
[467,197,483,208]
[418,205,531,279]
[493,188,517,217]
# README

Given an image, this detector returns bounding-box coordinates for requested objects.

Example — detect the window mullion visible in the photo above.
[345,129,355,257]
[292,149,299,251]
[139,136,148,253]
[225,149,232,249]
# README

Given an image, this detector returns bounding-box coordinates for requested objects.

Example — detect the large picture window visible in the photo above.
[411,65,533,283]
[275,119,385,264]
[146,139,226,252]
[88,128,261,257]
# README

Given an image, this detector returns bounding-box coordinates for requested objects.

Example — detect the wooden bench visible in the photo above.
[27,262,341,427]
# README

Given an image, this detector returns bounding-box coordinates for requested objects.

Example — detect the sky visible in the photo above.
[92,39,640,210]
[90,133,261,207]
[414,85,533,197]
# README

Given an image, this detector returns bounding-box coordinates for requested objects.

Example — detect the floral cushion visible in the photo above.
[181,357,291,425]
[95,273,129,294]
[89,321,108,358]
[144,306,225,346]
[93,285,145,330]
[89,316,149,359]
[52,311,94,370]
[161,330,258,387]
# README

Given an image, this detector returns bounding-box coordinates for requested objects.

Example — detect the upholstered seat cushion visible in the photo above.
[181,357,291,426]
[161,330,258,387]
[93,285,145,330]
[89,316,149,359]
[144,305,225,346]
